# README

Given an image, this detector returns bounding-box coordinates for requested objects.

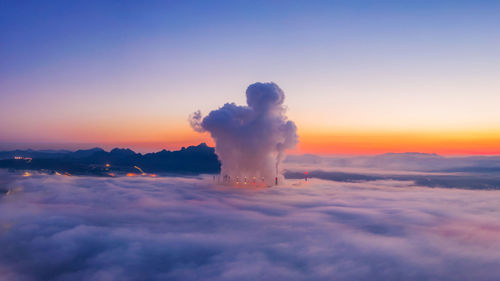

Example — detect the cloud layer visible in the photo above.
[1,173,500,280]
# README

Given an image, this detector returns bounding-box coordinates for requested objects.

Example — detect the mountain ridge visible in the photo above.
[0,143,220,176]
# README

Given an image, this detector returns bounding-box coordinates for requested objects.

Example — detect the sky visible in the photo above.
[1,0,500,154]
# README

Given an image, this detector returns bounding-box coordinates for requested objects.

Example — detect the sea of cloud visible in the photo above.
[1,171,500,281]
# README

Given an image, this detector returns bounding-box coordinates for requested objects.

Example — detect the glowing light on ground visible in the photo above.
[134,166,146,175]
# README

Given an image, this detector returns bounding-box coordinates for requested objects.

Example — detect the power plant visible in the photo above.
[217,173,275,187]
[190,82,298,189]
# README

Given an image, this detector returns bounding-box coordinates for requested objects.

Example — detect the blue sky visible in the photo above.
[1,0,499,153]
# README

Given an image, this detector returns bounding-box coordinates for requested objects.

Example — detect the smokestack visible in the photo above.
[190,82,298,186]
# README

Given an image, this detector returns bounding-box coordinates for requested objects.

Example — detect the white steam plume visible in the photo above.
[190,82,298,186]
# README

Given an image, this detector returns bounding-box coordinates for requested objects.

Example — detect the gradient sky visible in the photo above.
[1,0,500,154]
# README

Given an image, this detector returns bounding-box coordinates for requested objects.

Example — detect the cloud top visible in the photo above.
[1,174,500,281]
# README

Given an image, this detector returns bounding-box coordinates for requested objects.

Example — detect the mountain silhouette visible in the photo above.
[0,143,220,176]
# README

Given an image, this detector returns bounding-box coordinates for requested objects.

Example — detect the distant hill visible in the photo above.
[285,152,500,172]
[0,143,221,176]
[0,149,70,160]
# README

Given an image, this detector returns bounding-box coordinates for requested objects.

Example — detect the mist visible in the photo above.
[1,172,500,281]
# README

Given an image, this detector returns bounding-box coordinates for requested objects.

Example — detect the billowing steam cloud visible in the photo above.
[190,82,298,185]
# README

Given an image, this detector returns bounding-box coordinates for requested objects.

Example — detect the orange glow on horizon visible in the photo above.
[6,124,500,155]
[297,129,500,155]
[48,128,500,156]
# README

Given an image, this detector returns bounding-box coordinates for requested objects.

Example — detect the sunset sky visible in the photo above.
[1,0,499,154]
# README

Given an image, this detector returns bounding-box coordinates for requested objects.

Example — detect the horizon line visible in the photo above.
[1,142,500,157]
